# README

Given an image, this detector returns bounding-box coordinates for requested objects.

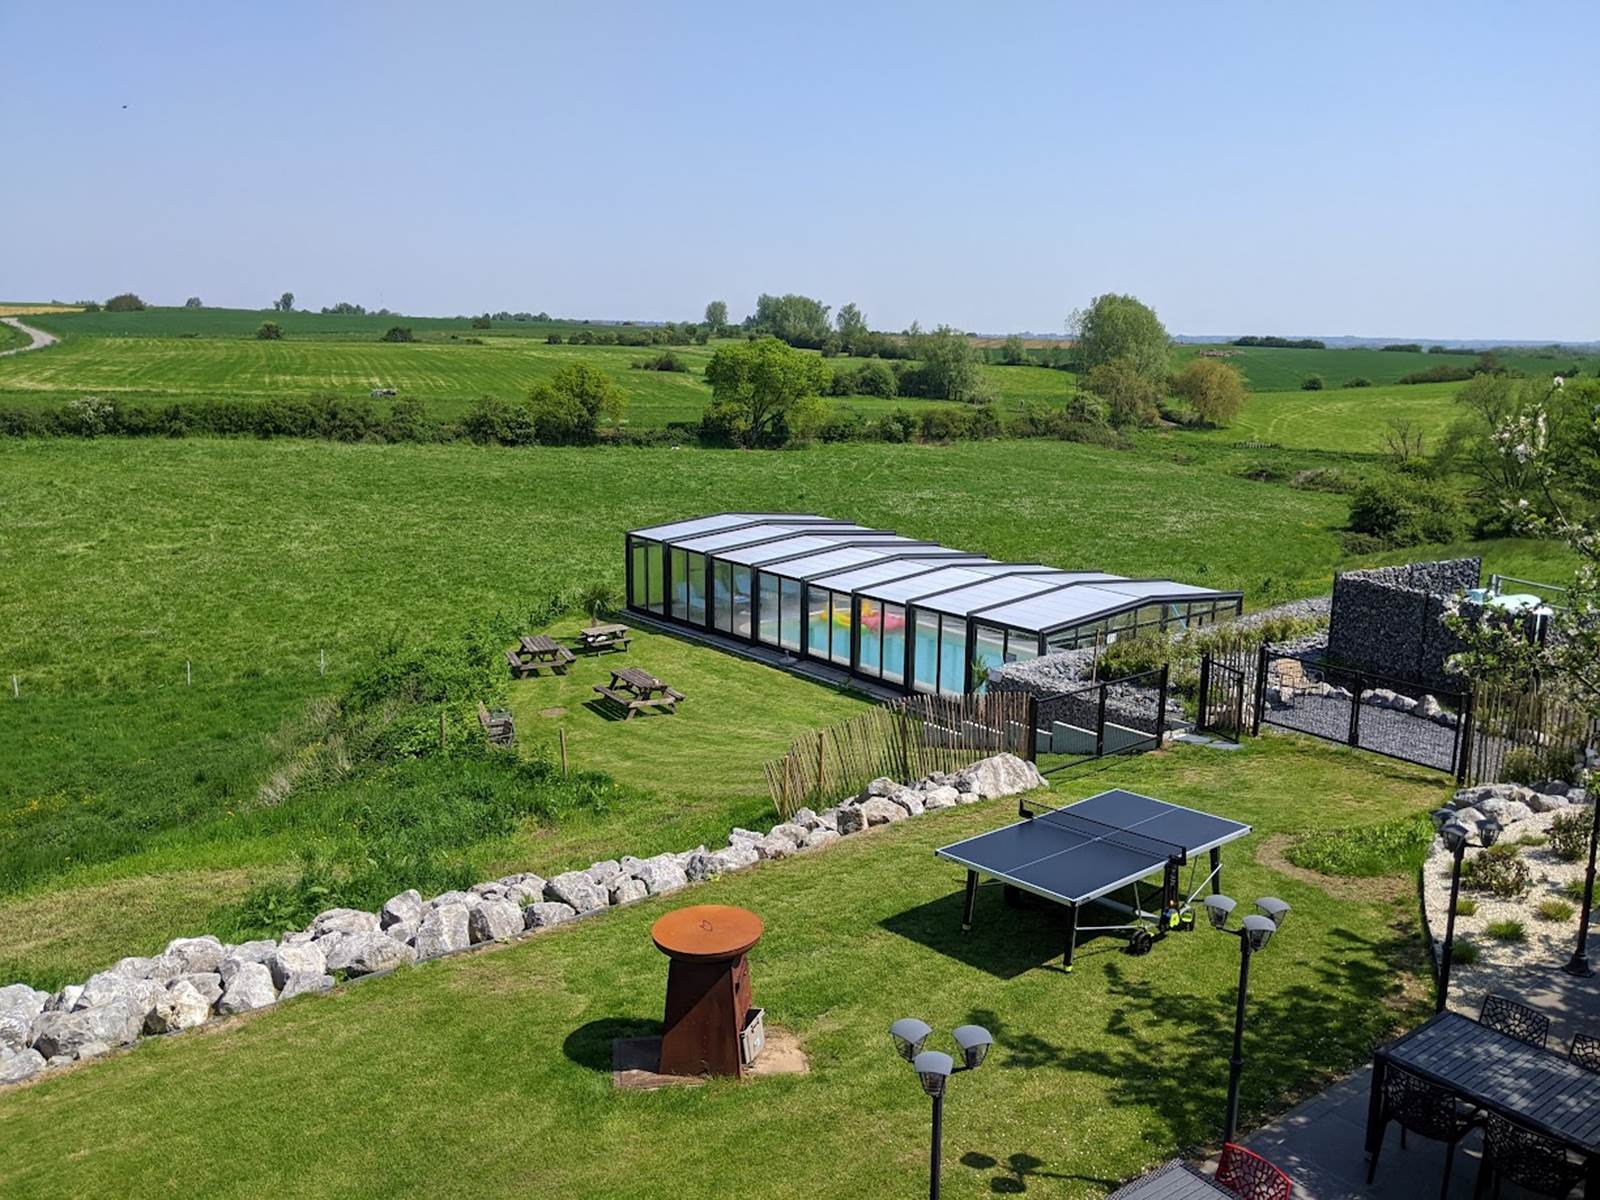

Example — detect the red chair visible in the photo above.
[1216,1144,1292,1200]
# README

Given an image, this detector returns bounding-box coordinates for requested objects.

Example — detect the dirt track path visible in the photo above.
[0,317,58,357]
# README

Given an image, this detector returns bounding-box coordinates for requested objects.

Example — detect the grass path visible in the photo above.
[0,738,1443,1199]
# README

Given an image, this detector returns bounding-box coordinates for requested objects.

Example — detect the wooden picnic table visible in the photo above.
[594,666,685,719]
[1366,1010,1600,1192]
[510,634,574,677]
[577,623,632,654]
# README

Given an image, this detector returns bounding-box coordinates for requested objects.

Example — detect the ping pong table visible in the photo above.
[935,789,1252,970]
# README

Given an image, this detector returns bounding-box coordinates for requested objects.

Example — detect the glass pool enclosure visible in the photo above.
[625,513,1243,696]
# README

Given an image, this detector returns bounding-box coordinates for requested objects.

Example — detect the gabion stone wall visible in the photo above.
[989,650,1179,735]
[1326,558,1481,691]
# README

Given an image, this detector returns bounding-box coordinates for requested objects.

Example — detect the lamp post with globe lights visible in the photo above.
[1204,893,1291,1146]
[889,1018,993,1200]
[1430,808,1502,1011]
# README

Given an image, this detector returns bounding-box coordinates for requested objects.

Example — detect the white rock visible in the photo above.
[75,973,165,1020]
[1419,695,1445,721]
[267,942,327,989]
[48,986,83,1013]
[216,962,278,1014]
[524,902,578,929]
[278,972,335,1001]
[711,845,760,872]
[74,1040,112,1061]
[811,808,841,832]
[922,785,960,810]
[31,1000,145,1056]
[171,972,224,1009]
[414,904,472,960]
[860,777,900,800]
[326,932,415,977]
[163,936,225,975]
[469,898,524,943]
[684,851,724,883]
[886,787,924,816]
[859,797,907,826]
[632,856,689,895]
[955,753,1046,801]
[803,828,840,850]
[0,1048,46,1085]
[792,807,821,831]
[145,981,211,1034]
[384,918,419,946]
[428,890,474,909]
[584,860,624,886]
[546,871,609,914]
[755,832,800,861]
[311,908,380,937]
[225,939,279,966]
[0,986,49,1053]
[380,890,424,929]
[607,877,649,905]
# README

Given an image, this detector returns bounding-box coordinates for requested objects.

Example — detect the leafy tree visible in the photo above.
[183,297,203,309]
[911,325,989,403]
[273,292,295,313]
[1347,475,1463,547]
[527,362,625,444]
[752,293,832,349]
[105,292,146,312]
[1301,374,1325,391]
[1068,293,1169,380]
[256,321,284,340]
[1000,335,1027,366]
[1171,358,1248,426]
[703,300,728,334]
[472,314,492,330]
[1085,356,1161,428]
[380,326,415,343]
[323,301,367,315]
[700,336,827,447]
[835,302,868,352]
[853,360,896,398]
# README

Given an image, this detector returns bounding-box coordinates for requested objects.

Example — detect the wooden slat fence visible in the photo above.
[1465,680,1597,787]
[763,691,1035,820]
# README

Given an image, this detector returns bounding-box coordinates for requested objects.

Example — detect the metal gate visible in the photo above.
[1033,665,1172,774]
[1196,655,1245,743]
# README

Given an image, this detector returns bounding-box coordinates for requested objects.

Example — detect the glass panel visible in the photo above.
[713,561,733,632]
[939,616,967,696]
[857,598,883,678]
[807,588,830,658]
[670,548,688,620]
[757,572,780,644]
[1006,634,1040,664]
[630,543,647,608]
[973,625,1006,693]
[733,566,753,638]
[687,552,707,626]
[881,603,906,684]
[911,607,940,693]
[780,579,803,650]
[646,543,664,613]
[831,592,852,665]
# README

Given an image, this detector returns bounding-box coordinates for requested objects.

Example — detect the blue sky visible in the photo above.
[3,2,1595,339]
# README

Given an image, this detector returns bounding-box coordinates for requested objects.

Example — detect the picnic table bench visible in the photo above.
[593,666,685,720]
[577,622,632,655]
[510,634,574,676]
[477,700,515,745]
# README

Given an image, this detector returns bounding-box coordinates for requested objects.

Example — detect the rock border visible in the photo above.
[0,753,1046,1090]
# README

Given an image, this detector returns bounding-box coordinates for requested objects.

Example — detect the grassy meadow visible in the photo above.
[1169,342,1587,391]
[0,738,1443,1200]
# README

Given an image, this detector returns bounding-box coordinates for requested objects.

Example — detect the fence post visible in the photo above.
[1455,688,1474,785]
[559,727,569,777]
[1251,644,1268,737]
[1023,694,1038,764]
[816,730,826,807]
[186,660,192,687]
[1197,655,1212,734]
[1347,671,1363,749]
[1094,683,1107,759]
[1154,663,1170,749]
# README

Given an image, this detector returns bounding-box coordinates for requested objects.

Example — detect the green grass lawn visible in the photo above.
[1170,344,1590,392]
[0,737,1441,1200]
[1190,380,1468,454]
[504,618,869,801]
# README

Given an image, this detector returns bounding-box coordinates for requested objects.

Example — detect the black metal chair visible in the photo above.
[1479,994,1550,1048]
[1367,1064,1483,1200]
[1474,1113,1585,1200]
[1567,1032,1600,1072]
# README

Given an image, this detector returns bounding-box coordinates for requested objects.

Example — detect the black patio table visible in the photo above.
[1366,1010,1600,1190]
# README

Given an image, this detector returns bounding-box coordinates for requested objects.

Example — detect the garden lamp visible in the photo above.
[1206,893,1291,1145]
[889,1019,993,1200]
[1436,815,1502,1012]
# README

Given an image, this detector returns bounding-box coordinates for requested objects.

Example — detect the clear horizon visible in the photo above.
[3,1,1596,341]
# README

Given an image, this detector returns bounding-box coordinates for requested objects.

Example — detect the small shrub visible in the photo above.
[1300,374,1325,391]
[380,326,415,343]
[1235,459,1289,483]
[631,351,688,373]
[256,321,284,341]
[1485,919,1525,942]
[104,292,147,312]
[1342,377,1373,388]
[1561,878,1592,905]
[1347,473,1464,547]
[1512,833,1547,848]
[1452,939,1481,964]
[1501,745,1577,786]
[1549,807,1594,863]
[545,334,563,344]
[1455,897,1478,917]
[1461,844,1531,898]
[1538,899,1576,922]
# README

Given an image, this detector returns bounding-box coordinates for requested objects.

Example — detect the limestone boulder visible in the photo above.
[414,903,472,961]
[803,828,840,850]
[428,890,475,909]
[171,972,224,1010]
[711,845,760,873]
[524,902,578,929]
[163,936,226,975]
[859,797,908,826]
[267,942,327,989]
[145,981,212,1034]
[385,918,419,947]
[955,753,1046,801]
[584,860,624,887]
[0,1048,46,1085]
[791,807,821,831]
[75,972,165,1021]
[225,939,279,966]
[216,962,278,1014]
[30,1000,145,1057]
[922,785,960,811]
[326,932,415,977]
[755,830,801,861]
[311,908,380,938]
[860,777,900,801]
[633,855,689,896]
[380,889,424,929]
[836,804,868,835]
[469,898,525,944]
[1527,791,1571,813]
[886,787,924,816]
[684,851,724,884]
[278,972,336,1001]
[545,871,609,914]
[607,877,649,905]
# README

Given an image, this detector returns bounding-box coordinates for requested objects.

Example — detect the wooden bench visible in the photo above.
[506,649,539,679]
[477,700,516,745]
[592,683,685,719]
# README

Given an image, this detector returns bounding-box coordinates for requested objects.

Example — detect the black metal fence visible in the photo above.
[1196,656,1246,742]
[1034,665,1171,773]
[1249,646,1471,778]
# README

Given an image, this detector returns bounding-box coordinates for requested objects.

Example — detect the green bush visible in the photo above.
[380,326,415,343]
[1562,878,1592,905]
[104,292,146,312]
[1549,807,1594,862]
[256,321,284,341]
[1287,813,1435,876]
[1300,374,1324,391]
[1347,473,1464,547]
[1485,919,1525,941]
[1342,377,1372,388]
[1538,899,1575,922]
[1500,745,1577,785]
[1452,939,1481,964]
[1455,898,1478,917]
[1461,844,1531,898]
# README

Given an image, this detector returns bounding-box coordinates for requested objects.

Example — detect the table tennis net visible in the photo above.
[1030,805,1189,864]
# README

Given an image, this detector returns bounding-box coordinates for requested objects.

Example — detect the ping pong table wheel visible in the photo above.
[1128,929,1154,956]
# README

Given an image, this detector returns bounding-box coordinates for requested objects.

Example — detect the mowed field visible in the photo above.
[1193,381,1468,453]
[1170,342,1588,391]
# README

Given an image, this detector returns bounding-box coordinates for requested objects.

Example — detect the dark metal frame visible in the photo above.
[1197,655,1246,743]
[1035,665,1172,773]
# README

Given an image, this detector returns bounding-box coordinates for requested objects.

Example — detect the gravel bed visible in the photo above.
[1263,691,1459,771]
